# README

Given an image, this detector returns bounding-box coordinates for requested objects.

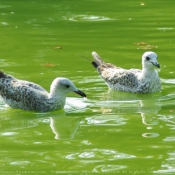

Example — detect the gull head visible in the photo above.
[51,78,86,97]
[142,51,160,69]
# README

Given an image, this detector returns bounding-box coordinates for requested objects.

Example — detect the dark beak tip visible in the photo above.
[153,62,160,69]
[81,93,87,98]
[75,90,86,98]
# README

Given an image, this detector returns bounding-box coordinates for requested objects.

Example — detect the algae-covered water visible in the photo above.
[0,0,175,174]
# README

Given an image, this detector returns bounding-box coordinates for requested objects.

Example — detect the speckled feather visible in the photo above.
[0,71,86,112]
[91,51,161,94]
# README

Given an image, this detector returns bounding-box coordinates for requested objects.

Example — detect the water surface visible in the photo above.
[0,0,175,174]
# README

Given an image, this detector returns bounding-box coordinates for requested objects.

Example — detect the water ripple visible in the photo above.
[86,115,127,126]
[65,148,136,161]
[63,15,115,22]
[161,78,175,84]
[93,164,127,173]
[153,151,175,173]
[65,97,89,113]
[163,137,175,142]
[142,133,159,138]
[78,152,95,158]
[1,132,18,136]
[10,161,30,166]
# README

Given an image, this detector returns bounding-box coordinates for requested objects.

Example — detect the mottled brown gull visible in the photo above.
[91,51,161,94]
[0,71,86,112]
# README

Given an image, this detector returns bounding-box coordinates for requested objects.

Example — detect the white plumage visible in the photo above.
[0,71,86,112]
[91,51,161,94]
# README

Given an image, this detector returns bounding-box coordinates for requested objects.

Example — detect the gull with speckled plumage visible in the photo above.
[0,71,86,112]
[91,51,161,94]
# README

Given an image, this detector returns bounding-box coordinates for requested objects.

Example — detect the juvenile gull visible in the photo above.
[91,51,161,94]
[0,71,86,112]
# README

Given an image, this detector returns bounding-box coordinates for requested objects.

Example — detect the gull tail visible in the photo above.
[0,71,6,78]
[91,51,105,68]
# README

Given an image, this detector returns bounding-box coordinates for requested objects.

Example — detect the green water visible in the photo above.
[0,0,175,174]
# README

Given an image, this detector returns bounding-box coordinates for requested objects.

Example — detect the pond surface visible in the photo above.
[0,0,175,174]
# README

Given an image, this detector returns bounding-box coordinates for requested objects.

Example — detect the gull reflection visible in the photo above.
[0,110,81,140]
[0,96,87,141]
[49,97,89,140]
[50,112,80,140]
[100,90,161,126]
[139,99,161,126]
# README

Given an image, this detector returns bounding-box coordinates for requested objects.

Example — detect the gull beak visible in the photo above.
[74,89,86,98]
[152,62,160,68]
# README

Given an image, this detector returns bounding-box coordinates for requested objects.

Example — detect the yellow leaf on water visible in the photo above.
[41,63,57,67]
[133,42,148,45]
[140,2,145,5]
[54,46,62,49]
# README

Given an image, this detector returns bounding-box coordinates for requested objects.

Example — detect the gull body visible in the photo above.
[91,51,161,94]
[0,71,86,112]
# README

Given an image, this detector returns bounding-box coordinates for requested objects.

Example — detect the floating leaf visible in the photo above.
[140,2,145,5]
[133,42,148,45]
[41,63,57,67]
[133,42,158,50]
[54,46,62,49]
[138,45,158,50]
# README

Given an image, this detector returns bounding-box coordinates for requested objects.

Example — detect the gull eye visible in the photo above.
[146,56,150,61]
[65,85,70,88]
